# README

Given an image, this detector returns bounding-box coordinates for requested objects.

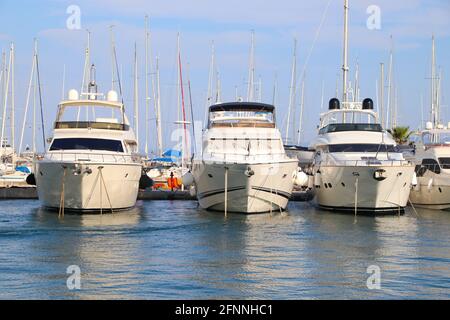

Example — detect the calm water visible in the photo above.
[0,199,449,299]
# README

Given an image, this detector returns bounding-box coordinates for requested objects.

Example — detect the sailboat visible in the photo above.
[0,43,31,187]
[308,0,415,214]
[408,36,450,210]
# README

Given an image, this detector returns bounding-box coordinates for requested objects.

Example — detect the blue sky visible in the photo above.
[0,0,449,153]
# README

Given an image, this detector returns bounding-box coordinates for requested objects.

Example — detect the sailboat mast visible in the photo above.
[380,63,385,128]
[342,0,349,105]
[431,35,437,128]
[110,25,116,91]
[297,76,305,145]
[285,38,297,144]
[178,34,188,166]
[10,42,15,153]
[144,16,149,157]
[1,43,12,156]
[386,35,393,129]
[155,55,163,157]
[133,42,139,146]
[246,31,255,102]
[19,40,37,154]
[204,41,215,125]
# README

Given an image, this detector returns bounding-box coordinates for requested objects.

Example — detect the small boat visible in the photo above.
[409,126,450,210]
[407,36,450,210]
[34,66,141,212]
[189,102,299,213]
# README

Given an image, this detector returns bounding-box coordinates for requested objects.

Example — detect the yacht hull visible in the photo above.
[192,161,298,213]
[315,164,414,214]
[35,161,141,212]
[410,174,450,210]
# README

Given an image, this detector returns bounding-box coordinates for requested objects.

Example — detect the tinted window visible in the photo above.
[328,144,398,153]
[422,158,440,174]
[50,138,124,152]
[439,157,450,169]
[319,123,382,134]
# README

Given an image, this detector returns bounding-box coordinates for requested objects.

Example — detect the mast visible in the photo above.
[246,30,255,102]
[155,55,163,157]
[133,42,139,146]
[110,25,116,91]
[379,63,385,128]
[354,60,359,102]
[19,40,37,154]
[177,34,189,167]
[1,43,12,156]
[431,35,437,128]
[297,76,305,145]
[144,16,149,157]
[285,38,297,144]
[10,42,15,153]
[342,0,349,104]
[78,30,91,121]
[204,41,215,125]
[272,72,278,106]
[320,80,325,111]
[386,35,394,129]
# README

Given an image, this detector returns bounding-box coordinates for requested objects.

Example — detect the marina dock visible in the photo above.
[0,187,314,202]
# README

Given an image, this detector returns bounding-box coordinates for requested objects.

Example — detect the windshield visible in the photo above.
[320,123,382,134]
[50,138,124,152]
[439,157,450,169]
[422,132,450,144]
[209,110,275,128]
[328,144,398,153]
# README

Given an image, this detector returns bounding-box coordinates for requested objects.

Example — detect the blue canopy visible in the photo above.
[162,149,182,158]
[16,166,31,174]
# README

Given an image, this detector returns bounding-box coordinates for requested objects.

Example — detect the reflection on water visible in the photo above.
[0,199,449,299]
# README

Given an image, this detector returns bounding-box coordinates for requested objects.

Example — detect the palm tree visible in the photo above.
[387,126,412,145]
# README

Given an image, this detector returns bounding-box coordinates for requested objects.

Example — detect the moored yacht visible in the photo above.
[310,99,415,214]
[408,126,450,210]
[189,102,299,213]
[34,71,142,212]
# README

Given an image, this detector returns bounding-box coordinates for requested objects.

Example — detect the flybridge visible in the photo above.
[54,89,130,131]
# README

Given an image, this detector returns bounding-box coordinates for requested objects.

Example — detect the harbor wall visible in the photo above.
[0,187,314,201]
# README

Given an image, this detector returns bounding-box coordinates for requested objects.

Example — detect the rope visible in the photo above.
[58,166,67,218]
[408,197,420,218]
[98,166,114,214]
[224,167,228,217]
[354,177,358,223]
[84,169,100,208]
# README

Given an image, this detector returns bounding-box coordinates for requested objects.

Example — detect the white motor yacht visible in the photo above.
[189,102,299,213]
[34,72,141,212]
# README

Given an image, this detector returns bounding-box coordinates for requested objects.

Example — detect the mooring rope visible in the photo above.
[98,166,114,214]
[58,166,67,218]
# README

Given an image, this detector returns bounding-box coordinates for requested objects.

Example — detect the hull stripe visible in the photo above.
[197,186,246,200]
[251,186,292,200]
[319,204,405,215]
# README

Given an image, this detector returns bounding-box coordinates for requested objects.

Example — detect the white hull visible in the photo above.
[315,164,415,214]
[410,174,450,210]
[192,160,298,213]
[35,161,141,212]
